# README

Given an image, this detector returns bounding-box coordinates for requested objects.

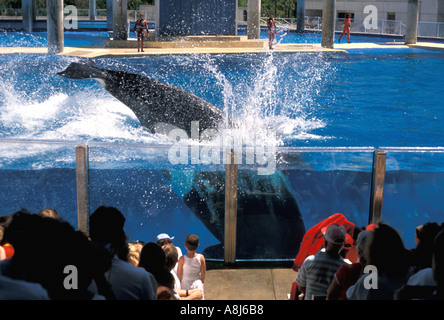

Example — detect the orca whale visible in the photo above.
[161,168,306,260]
[58,61,306,260]
[58,61,224,138]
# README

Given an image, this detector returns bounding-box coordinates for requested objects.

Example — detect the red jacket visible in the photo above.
[293,213,355,270]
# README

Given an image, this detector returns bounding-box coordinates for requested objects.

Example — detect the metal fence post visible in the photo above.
[76,144,89,233]
[224,149,238,264]
[369,149,386,225]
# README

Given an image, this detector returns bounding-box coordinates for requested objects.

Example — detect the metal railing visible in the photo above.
[250,16,444,39]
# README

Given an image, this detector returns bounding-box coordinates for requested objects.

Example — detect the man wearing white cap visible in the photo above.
[156,233,183,274]
[295,224,348,300]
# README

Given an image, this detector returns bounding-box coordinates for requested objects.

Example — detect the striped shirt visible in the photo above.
[296,249,347,300]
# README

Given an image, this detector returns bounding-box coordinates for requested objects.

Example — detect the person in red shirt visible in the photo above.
[338,13,351,44]
[134,12,149,52]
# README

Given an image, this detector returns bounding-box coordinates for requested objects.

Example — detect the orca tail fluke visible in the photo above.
[57,61,107,80]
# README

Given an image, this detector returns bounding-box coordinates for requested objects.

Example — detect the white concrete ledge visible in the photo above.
[2,41,444,58]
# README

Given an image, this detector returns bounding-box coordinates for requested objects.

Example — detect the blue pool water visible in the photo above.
[1,50,443,148]
[0,26,414,48]
[0,31,111,47]
[1,31,443,258]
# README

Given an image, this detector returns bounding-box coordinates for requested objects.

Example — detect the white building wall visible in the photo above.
[305,0,442,22]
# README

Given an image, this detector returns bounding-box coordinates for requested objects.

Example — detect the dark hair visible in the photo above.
[157,238,172,246]
[89,206,126,245]
[5,210,114,299]
[413,222,442,270]
[89,206,128,261]
[139,242,174,289]
[4,209,40,257]
[185,234,199,251]
[433,229,444,285]
[366,222,410,278]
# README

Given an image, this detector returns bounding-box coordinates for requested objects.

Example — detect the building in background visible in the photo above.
[305,0,444,23]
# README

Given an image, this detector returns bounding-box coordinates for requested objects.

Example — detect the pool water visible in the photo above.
[1,31,443,257]
[1,50,443,148]
[0,25,417,48]
[0,31,110,47]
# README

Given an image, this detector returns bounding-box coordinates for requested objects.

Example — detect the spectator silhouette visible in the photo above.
[432,228,444,299]
[0,210,49,283]
[88,206,157,300]
[410,222,442,272]
[0,210,50,299]
[0,209,109,299]
[295,224,348,300]
[0,273,50,299]
[395,227,444,300]
[347,222,412,300]
[162,243,203,300]
[139,242,174,291]
[157,233,182,274]
[327,229,371,300]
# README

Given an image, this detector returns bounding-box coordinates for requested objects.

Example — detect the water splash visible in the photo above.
[0,52,337,168]
[0,31,47,47]
[199,52,335,147]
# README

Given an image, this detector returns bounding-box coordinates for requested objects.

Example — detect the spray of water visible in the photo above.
[199,52,335,148]
[0,52,336,168]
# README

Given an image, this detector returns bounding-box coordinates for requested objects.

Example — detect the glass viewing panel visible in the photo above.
[0,140,78,227]
[87,143,223,260]
[235,148,375,261]
[3,141,442,262]
[380,148,444,250]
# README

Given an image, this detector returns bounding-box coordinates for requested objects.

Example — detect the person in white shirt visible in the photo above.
[162,243,202,300]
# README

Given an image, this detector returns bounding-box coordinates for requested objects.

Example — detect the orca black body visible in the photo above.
[58,61,306,260]
[58,61,224,137]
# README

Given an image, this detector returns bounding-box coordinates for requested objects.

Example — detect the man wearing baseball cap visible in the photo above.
[295,224,348,300]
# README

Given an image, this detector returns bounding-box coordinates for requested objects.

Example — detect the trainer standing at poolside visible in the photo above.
[267,13,276,50]
[134,12,149,52]
[338,13,351,44]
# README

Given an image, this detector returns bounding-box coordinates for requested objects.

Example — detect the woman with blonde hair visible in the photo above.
[127,240,144,266]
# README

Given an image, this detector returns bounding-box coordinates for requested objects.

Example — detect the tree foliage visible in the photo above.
[261,0,298,18]
[238,0,298,18]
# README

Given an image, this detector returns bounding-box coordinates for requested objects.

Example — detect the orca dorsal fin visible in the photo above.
[57,61,107,80]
